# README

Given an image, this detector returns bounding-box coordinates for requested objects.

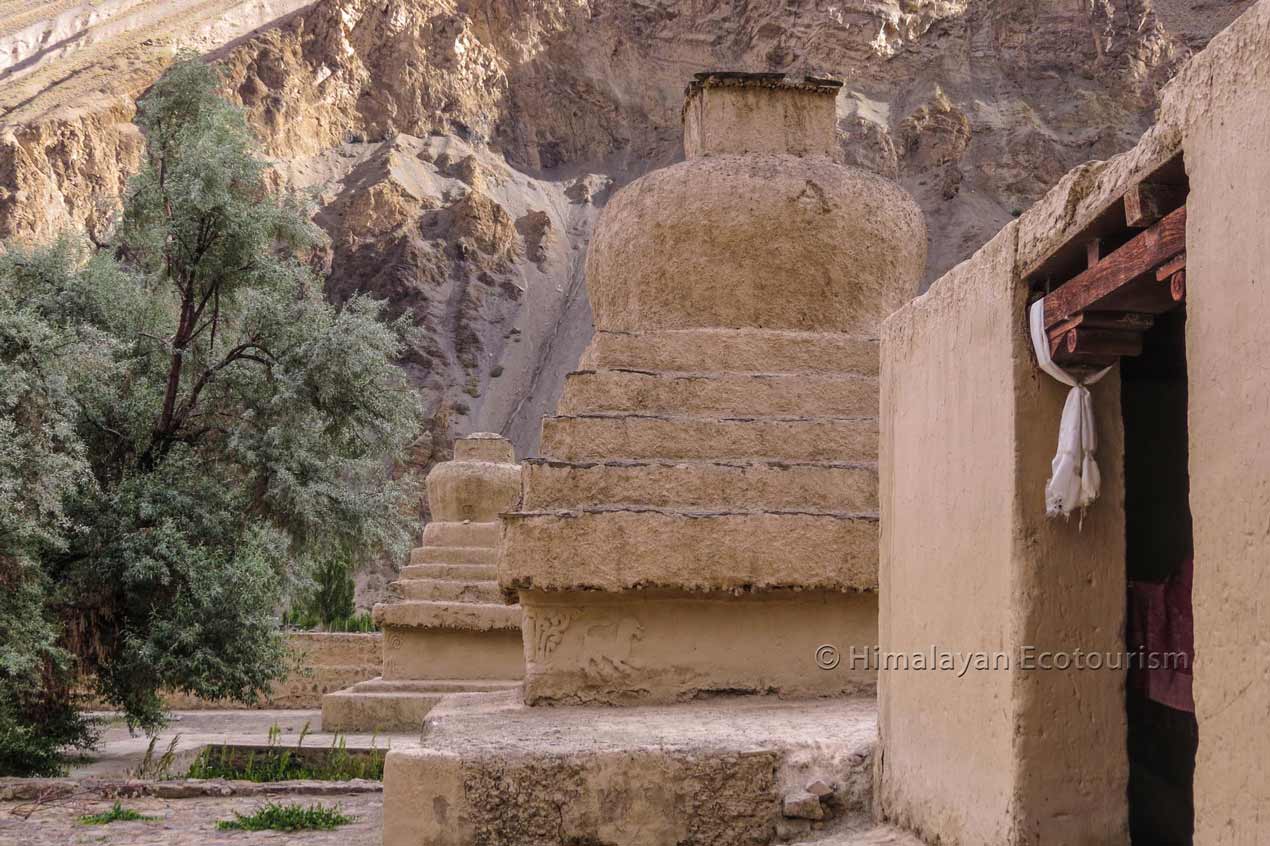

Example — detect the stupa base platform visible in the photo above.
[320,678,522,733]
[383,692,882,846]
[518,588,877,705]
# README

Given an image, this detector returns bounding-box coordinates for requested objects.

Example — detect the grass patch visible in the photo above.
[186,722,385,781]
[80,802,158,825]
[216,802,354,831]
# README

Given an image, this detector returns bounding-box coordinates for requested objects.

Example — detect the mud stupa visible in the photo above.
[384,73,927,845]
[322,433,524,732]
[502,71,927,704]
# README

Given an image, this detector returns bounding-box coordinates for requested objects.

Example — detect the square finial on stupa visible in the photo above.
[682,71,843,159]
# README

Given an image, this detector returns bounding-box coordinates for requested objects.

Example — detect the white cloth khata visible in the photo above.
[1028,299,1112,517]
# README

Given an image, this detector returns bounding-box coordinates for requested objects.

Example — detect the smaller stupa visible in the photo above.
[322,433,524,732]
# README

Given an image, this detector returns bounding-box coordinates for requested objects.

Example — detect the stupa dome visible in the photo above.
[585,72,927,335]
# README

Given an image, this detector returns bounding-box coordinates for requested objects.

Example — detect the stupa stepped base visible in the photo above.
[400,562,496,581]
[518,588,876,705]
[501,508,878,595]
[375,600,523,682]
[542,413,878,462]
[421,520,499,547]
[522,458,877,512]
[384,692,882,846]
[579,329,879,376]
[393,578,501,603]
[409,544,496,565]
[557,368,878,417]
[321,678,522,733]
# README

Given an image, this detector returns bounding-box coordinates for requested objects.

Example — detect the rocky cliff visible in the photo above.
[0,0,1253,462]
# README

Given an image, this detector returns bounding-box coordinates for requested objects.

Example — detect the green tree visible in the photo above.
[0,57,421,774]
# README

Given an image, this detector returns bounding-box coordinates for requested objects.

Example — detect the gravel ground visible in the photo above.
[0,791,383,846]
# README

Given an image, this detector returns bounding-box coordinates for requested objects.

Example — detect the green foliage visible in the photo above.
[283,607,378,633]
[0,55,421,774]
[308,558,355,628]
[216,802,354,831]
[187,722,385,781]
[0,239,102,775]
[326,611,378,633]
[80,802,159,825]
[281,556,378,632]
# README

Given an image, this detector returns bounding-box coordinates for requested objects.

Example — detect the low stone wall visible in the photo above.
[163,633,382,710]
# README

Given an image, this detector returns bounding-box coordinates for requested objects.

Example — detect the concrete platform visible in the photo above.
[384,693,882,846]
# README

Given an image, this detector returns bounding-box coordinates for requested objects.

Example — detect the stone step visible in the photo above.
[409,545,497,566]
[321,677,522,734]
[788,826,927,845]
[580,329,879,376]
[374,600,521,632]
[393,578,502,603]
[540,413,878,462]
[501,507,878,594]
[345,677,522,694]
[522,458,877,512]
[420,520,499,548]
[557,369,877,417]
[384,693,880,845]
[399,562,498,582]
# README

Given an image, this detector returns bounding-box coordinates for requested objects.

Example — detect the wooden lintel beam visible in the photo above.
[1062,327,1144,358]
[1043,205,1187,329]
[1125,182,1187,228]
[1052,349,1120,369]
[1046,310,1154,345]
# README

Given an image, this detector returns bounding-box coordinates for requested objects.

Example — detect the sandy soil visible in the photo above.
[0,791,383,846]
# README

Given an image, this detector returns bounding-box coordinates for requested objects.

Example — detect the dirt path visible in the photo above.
[0,791,383,845]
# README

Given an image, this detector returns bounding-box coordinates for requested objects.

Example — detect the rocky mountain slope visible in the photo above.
[1,0,1253,466]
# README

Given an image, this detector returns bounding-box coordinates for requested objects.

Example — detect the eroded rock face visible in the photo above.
[0,0,1254,463]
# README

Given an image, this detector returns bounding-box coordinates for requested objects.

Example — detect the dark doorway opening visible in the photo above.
[1122,307,1197,845]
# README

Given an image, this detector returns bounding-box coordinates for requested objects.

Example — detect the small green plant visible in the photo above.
[132,733,181,779]
[216,802,354,831]
[80,802,158,825]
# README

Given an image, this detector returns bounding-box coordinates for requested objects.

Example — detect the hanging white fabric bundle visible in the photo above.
[1028,299,1113,518]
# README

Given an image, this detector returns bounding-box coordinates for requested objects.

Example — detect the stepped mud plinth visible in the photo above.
[321,434,524,732]
[386,692,880,845]
[501,71,926,705]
